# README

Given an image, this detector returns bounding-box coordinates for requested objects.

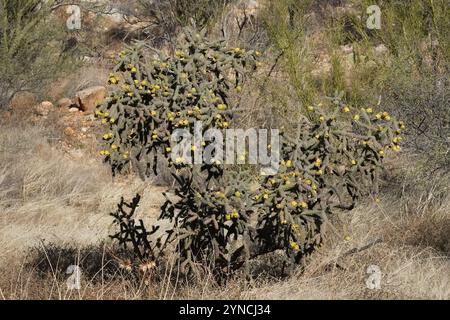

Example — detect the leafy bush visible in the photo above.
[0,0,75,107]
[100,28,403,279]
[128,0,234,46]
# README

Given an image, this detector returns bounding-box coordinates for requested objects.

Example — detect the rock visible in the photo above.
[9,91,38,110]
[64,127,76,137]
[69,107,80,113]
[341,44,354,54]
[34,101,54,116]
[374,44,388,56]
[75,86,107,113]
[57,98,74,109]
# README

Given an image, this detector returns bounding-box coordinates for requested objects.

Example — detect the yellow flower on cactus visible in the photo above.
[351,159,357,166]
[342,106,350,113]
[285,160,292,168]
[290,241,300,251]
[307,106,314,112]
[225,214,231,221]
[217,104,227,110]
[314,158,322,167]
[103,133,113,140]
[392,145,401,152]
[234,191,241,198]
[165,147,171,153]
[109,77,117,84]
[353,114,360,121]
[366,107,373,113]
[216,192,225,198]
[301,201,308,209]
[290,200,297,207]
[131,67,137,73]
[344,235,351,242]
[231,211,240,219]
[111,144,118,151]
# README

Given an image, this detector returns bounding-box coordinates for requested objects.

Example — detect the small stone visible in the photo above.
[374,44,388,56]
[69,107,79,113]
[64,127,76,137]
[34,101,54,116]
[75,86,107,113]
[57,98,73,109]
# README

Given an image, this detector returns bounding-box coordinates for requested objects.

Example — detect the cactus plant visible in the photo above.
[100,28,403,279]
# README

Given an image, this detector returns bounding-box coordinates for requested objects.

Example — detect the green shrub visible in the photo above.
[0,0,76,107]
[101,28,403,279]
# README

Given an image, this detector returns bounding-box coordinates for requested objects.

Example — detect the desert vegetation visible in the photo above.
[0,0,449,300]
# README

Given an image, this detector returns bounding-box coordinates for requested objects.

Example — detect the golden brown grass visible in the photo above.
[0,123,448,300]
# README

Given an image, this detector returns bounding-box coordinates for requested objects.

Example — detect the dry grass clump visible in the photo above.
[0,123,165,266]
[1,200,448,300]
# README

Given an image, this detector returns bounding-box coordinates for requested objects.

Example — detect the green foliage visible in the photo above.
[101,28,403,279]
[98,28,260,275]
[135,0,234,45]
[0,0,75,106]
[96,28,259,176]
[254,99,403,263]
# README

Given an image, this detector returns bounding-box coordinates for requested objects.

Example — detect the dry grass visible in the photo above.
[0,122,448,300]
[0,123,165,267]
